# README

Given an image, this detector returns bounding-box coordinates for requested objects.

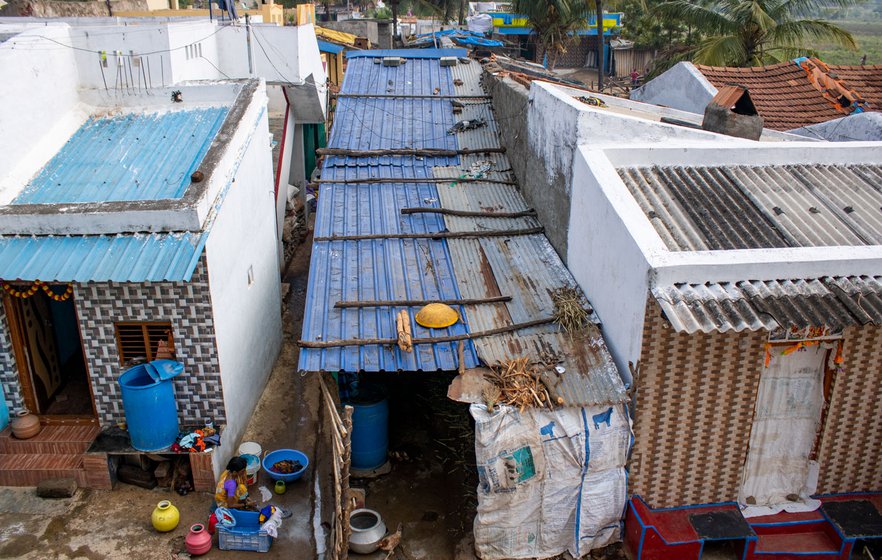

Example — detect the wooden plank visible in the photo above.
[299,317,557,349]
[312,177,517,186]
[316,147,505,157]
[334,296,511,308]
[336,93,491,99]
[401,207,537,218]
[313,226,544,242]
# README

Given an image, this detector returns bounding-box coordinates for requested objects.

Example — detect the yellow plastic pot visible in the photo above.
[151,500,180,532]
[415,303,459,328]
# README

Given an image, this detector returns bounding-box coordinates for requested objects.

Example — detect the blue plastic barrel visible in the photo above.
[346,386,389,471]
[118,364,180,451]
[0,387,8,432]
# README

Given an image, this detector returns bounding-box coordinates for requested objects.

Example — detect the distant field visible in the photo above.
[815,21,882,65]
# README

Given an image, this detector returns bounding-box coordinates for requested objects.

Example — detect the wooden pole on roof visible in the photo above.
[596,1,604,92]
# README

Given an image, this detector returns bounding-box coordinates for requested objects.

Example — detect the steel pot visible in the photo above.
[348,508,386,554]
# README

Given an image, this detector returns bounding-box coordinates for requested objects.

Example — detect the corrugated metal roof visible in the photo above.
[654,276,882,334]
[0,232,207,282]
[618,164,882,251]
[317,39,345,54]
[15,107,229,204]
[300,53,626,405]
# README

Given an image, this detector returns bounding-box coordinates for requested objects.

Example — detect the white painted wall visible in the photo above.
[568,147,656,384]
[204,81,282,476]
[0,25,86,203]
[69,23,175,89]
[629,61,717,114]
[167,20,223,83]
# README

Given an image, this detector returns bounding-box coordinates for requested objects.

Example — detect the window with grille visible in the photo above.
[115,322,176,365]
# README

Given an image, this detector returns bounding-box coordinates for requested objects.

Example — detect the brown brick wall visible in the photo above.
[630,298,766,508]
[816,325,882,493]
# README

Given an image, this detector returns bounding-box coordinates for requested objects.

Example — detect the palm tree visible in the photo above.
[512,0,597,70]
[657,0,859,67]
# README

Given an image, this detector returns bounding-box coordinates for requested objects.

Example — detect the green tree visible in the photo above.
[512,0,596,69]
[658,0,860,66]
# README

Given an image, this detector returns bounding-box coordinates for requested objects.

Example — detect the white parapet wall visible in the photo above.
[204,79,282,477]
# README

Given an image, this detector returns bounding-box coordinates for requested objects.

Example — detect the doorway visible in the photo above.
[3,285,94,418]
[739,345,828,506]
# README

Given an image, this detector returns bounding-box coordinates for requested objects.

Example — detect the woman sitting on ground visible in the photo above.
[215,456,254,510]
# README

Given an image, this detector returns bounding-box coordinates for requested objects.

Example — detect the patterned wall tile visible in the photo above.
[74,258,226,426]
[629,298,766,508]
[0,304,24,413]
[0,257,225,427]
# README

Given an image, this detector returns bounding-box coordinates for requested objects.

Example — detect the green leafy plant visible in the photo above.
[658,0,860,66]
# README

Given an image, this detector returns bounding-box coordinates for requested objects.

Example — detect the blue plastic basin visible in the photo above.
[262,449,309,482]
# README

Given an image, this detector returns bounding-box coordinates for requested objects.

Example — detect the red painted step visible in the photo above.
[0,453,87,487]
[0,425,99,455]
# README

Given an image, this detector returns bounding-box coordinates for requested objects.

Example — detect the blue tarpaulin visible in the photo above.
[410,29,503,48]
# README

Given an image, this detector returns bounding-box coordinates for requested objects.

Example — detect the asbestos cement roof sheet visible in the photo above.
[0,231,207,282]
[618,164,882,251]
[16,107,230,204]
[654,276,882,334]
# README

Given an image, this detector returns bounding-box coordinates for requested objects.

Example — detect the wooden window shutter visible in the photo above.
[115,322,175,366]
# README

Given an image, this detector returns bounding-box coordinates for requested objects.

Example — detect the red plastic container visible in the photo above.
[185,523,213,556]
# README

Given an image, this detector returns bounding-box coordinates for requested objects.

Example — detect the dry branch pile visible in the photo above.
[484,357,564,412]
[551,286,592,335]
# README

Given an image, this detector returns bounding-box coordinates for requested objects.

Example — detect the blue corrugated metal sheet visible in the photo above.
[299,54,480,372]
[15,107,229,204]
[318,40,345,54]
[0,232,207,282]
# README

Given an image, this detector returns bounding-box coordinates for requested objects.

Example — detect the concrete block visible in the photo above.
[36,478,77,499]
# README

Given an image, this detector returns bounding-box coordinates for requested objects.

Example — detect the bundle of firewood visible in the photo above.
[483,357,562,412]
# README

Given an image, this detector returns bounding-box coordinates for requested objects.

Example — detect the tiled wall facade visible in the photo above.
[0,303,24,413]
[0,258,226,427]
[816,325,882,493]
[629,298,767,508]
[74,258,226,426]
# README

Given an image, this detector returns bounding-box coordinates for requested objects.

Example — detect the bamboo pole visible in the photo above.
[314,227,543,242]
[401,207,537,218]
[316,147,505,157]
[334,296,511,308]
[336,93,491,99]
[299,317,557,349]
[312,177,517,186]
[340,405,354,560]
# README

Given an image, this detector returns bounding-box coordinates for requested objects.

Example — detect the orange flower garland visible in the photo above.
[1,280,74,302]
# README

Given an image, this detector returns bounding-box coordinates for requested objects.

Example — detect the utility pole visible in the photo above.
[595,1,604,92]
[246,14,254,76]
[391,0,399,46]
